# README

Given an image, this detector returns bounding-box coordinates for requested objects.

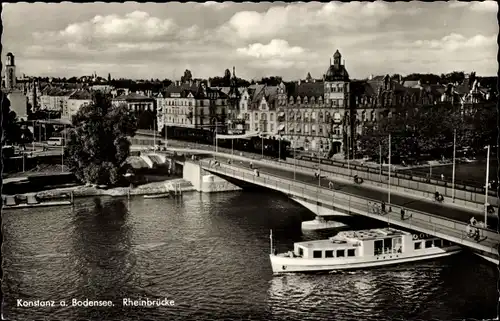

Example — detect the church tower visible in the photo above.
[5,52,16,90]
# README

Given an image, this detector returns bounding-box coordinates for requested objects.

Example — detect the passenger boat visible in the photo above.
[269,227,461,274]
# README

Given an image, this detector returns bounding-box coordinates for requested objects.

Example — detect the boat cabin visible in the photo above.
[292,228,454,259]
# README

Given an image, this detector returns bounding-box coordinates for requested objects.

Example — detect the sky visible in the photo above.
[1,1,498,81]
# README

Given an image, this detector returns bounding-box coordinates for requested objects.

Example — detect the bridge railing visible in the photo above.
[202,162,499,254]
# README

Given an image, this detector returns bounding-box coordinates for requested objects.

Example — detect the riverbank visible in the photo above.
[2,178,195,209]
[37,178,195,199]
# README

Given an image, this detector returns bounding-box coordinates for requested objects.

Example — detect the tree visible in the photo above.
[1,92,21,146]
[181,69,193,83]
[64,92,137,186]
[223,69,231,86]
[358,104,464,163]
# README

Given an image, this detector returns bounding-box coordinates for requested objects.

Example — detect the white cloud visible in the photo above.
[201,2,231,10]
[219,2,394,42]
[412,33,497,52]
[236,39,305,59]
[35,11,180,44]
[450,0,498,12]
[470,1,498,12]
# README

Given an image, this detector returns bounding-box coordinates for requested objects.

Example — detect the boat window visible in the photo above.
[347,249,355,257]
[425,240,433,248]
[414,242,422,250]
[313,250,322,258]
[442,240,450,247]
[374,240,383,256]
[434,239,442,248]
[325,250,334,258]
[383,238,393,253]
[298,247,304,256]
[337,249,345,257]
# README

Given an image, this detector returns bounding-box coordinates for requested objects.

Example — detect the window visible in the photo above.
[298,247,303,256]
[425,240,433,248]
[325,250,334,258]
[270,113,274,121]
[254,112,258,120]
[414,242,422,250]
[337,249,345,257]
[313,250,322,258]
[442,240,451,247]
[270,124,274,132]
[434,239,442,248]
[347,249,355,257]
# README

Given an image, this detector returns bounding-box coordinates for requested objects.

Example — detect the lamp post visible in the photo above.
[484,145,491,227]
[451,129,456,202]
[61,124,65,172]
[388,134,391,204]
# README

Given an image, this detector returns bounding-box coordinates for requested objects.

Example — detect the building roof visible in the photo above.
[69,90,92,100]
[113,92,153,101]
[324,63,349,81]
[402,80,420,88]
[286,81,324,98]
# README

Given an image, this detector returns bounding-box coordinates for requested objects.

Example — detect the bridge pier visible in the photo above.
[183,161,242,193]
[290,197,350,231]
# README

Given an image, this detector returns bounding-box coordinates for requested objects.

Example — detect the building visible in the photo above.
[64,90,93,120]
[156,80,229,133]
[6,91,28,121]
[39,87,76,116]
[4,52,16,90]
[112,93,155,114]
[284,49,351,157]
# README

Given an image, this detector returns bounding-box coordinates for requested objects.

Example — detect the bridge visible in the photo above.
[132,131,497,213]
[178,155,499,263]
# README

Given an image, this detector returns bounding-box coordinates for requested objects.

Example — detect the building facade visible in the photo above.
[284,50,351,157]
[64,90,93,120]
[156,80,229,133]
[112,93,155,113]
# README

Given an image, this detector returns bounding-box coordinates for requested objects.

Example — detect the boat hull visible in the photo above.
[143,193,170,199]
[475,252,499,265]
[270,247,462,274]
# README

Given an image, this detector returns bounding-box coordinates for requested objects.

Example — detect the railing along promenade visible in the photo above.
[201,160,499,257]
[133,136,497,211]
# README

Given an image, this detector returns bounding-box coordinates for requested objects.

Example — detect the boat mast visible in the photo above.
[270,229,273,255]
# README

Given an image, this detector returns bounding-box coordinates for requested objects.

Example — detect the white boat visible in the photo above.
[269,227,461,274]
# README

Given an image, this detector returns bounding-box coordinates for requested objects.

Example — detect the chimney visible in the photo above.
[369,74,373,80]
[298,79,301,85]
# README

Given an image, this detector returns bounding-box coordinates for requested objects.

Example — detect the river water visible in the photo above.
[2,191,498,321]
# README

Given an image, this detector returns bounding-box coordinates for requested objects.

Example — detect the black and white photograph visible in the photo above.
[1,1,499,320]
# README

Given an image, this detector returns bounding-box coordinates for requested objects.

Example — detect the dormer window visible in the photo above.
[289,96,294,104]
[304,96,308,104]
[311,97,315,104]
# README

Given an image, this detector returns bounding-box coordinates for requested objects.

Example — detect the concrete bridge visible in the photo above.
[177,156,499,263]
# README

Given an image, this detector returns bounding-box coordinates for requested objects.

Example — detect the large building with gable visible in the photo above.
[284,49,352,157]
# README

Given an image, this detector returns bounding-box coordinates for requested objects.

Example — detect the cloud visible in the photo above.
[411,33,497,52]
[236,39,305,59]
[218,2,394,42]
[201,2,231,10]
[450,0,498,12]
[34,11,180,44]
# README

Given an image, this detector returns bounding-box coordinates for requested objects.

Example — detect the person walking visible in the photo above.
[400,208,405,220]
[381,201,386,213]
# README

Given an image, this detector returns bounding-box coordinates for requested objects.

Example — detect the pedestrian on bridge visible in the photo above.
[400,208,405,220]
[381,201,386,213]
